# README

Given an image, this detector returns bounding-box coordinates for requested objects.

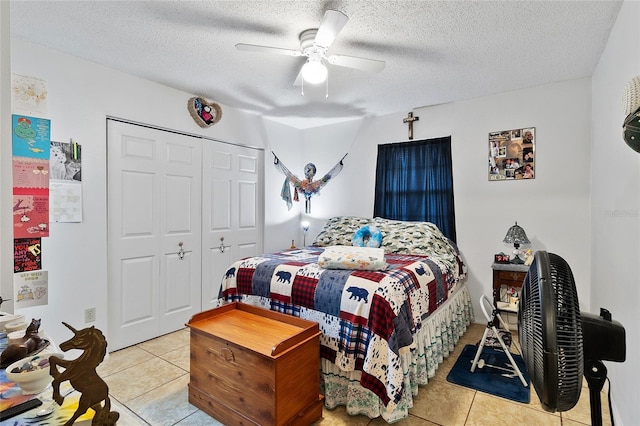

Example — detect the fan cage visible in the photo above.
[519,251,583,412]
[623,75,640,116]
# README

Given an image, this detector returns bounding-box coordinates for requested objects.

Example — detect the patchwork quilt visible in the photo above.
[220,247,466,407]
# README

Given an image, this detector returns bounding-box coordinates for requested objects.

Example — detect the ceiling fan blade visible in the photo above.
[314,10,348,48]
[235,43,303,57]
[327,54,385,72]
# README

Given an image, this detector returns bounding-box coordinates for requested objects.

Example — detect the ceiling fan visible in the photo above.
[235,10,385,90]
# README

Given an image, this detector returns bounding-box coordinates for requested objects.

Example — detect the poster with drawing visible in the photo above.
[13,194,49,238]
[13,270,48,308]
[50,141,83,222]
[12,115,50,160]
[11,74,48,117]
[12,156,50,237]
[14,238,42,273]
[12,157,49,189]
[12,116,50,237]
[488,127,535,181]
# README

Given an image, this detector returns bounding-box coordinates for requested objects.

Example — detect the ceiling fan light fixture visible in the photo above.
[302,58,327,84]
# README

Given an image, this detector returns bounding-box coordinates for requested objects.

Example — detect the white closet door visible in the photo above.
[107,120,202,350]
[201,142,264,310]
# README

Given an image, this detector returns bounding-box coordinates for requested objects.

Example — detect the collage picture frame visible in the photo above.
[488,127,535,181]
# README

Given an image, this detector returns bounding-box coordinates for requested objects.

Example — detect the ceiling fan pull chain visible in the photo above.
[301,77,305,96]
[325,74,329,99]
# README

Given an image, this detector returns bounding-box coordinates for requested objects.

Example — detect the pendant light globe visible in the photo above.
[302,58,328,84]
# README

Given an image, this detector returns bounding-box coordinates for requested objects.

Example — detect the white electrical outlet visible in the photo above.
[84,307,96,323]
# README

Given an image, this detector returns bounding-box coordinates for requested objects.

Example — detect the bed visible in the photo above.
[218,216,473,423]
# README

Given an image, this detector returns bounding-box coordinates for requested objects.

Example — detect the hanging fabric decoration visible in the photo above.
[273,152,347,213]
[280,178,292,210]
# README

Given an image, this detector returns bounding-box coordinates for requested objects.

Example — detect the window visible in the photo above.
[373,136,456,242]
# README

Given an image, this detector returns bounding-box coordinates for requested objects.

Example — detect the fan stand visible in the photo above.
[584,359,608,426]
[470,295,528,387]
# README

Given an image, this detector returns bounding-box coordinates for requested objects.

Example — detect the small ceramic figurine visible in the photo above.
[523,249,534,266]
[0,318,47,367]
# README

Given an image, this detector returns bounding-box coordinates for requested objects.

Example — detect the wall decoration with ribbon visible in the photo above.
[272,152,347,213]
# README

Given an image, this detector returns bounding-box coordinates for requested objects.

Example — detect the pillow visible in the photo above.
[352,225,383,248]
[373,217,459,274]
[312,216,372,247]
[318,246,387,271]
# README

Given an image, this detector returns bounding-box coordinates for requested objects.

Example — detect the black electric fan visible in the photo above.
[518,251,626,426]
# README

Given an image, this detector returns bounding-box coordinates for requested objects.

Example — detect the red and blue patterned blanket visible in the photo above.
[220,247,465,408]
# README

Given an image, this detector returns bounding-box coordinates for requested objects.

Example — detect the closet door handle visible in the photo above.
[178,242,185,260]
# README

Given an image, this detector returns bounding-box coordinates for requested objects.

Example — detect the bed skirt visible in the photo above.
[321,283,473,423]
[215,282,473,423]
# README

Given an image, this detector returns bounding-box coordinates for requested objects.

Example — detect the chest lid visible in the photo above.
[187,302,319,357]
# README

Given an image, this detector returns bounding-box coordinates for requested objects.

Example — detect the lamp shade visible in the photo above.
[503,221,530,248]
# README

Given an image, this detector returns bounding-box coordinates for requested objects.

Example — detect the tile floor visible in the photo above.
[97,323,612,425]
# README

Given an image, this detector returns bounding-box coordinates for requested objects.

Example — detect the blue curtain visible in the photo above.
[373,136,456,242]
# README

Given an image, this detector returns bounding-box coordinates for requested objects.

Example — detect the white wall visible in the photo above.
[261,119,303,251]
[1,3,14,314]
[261,118,366,250]
[301,79,593,323]
[591,1,640,424]
[297,120,365,238]
[9,39,269,348]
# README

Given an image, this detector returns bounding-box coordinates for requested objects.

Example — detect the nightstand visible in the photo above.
[492,262,529,328]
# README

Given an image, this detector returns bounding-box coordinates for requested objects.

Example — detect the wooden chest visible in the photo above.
[186,302,323,425]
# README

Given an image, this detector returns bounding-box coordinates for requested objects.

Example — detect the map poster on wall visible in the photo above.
[13,270,48,308]
[488,127,535,181]
[14,238,42,273]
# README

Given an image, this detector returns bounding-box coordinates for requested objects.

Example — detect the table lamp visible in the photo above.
[503,221,530,264]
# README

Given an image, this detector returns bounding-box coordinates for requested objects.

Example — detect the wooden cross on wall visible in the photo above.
[403,112,419,140]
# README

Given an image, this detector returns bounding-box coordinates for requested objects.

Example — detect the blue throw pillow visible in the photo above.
[352,225,383,248]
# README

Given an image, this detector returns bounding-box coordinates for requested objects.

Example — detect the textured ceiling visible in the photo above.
[10,1,622,128]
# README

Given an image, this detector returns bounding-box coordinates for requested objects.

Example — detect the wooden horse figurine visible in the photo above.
[0,318,46,367]
[49,322,119,426]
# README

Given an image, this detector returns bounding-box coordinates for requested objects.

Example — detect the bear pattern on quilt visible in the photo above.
[219,217,467,411]
[219,249,457,408]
